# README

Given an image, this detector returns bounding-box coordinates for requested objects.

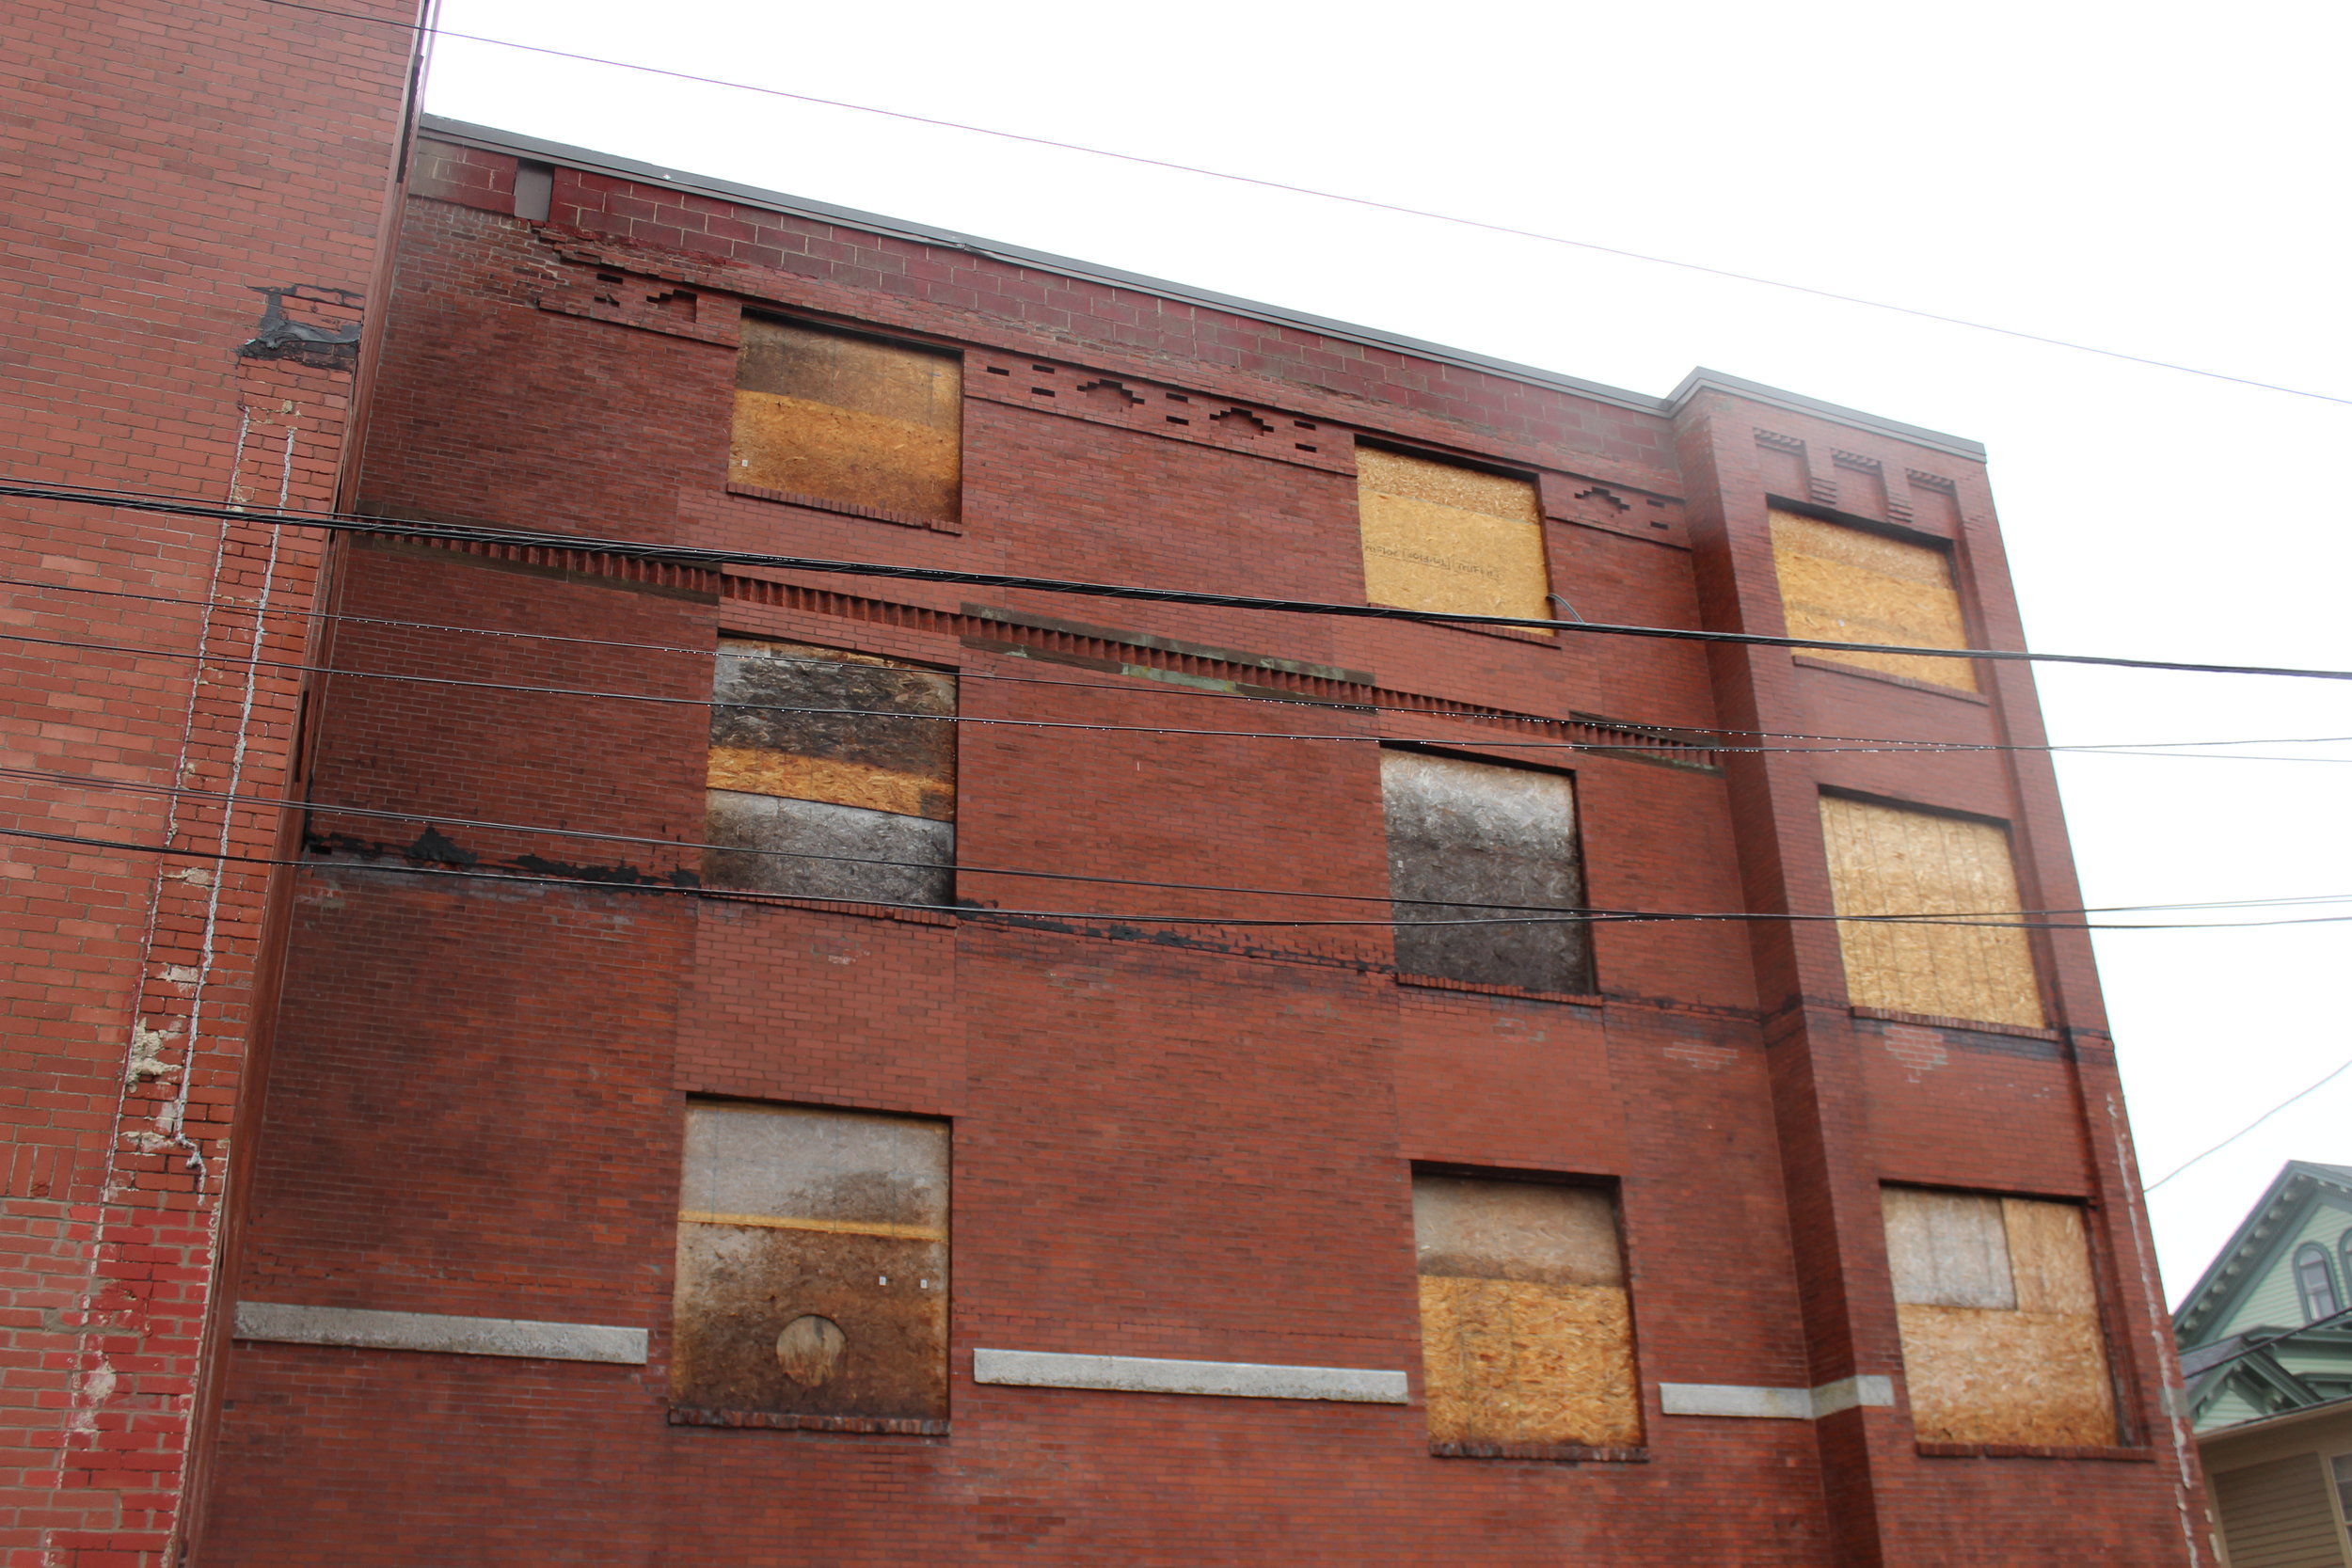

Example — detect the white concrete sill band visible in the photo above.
[973,1349,1409,1404]
[234,1301,648,1365]
[1660,1375,1896,1419]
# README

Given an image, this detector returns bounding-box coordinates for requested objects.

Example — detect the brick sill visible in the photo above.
[1396,973,1604,1008]
[670,1406,947,1436]
[725,481,962,535]
[1406,615,1559,647]
[1790,655,1989,704]
[1432,1440,1646,1464]
[1851,1006,2059,1043]
[1916,1441,2153,1463]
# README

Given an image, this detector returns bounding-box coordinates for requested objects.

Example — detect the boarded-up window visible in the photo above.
[1770,510,1975,691]
[731,316,961,523]
[1820,794,2042,1028]
[704,640,955,905]
[1382,749,1591,995]
[672,1102,948,1428]
[1357,448,1551,626]
[1882,1187,2118,1446]
[1413,1175,1641,1454]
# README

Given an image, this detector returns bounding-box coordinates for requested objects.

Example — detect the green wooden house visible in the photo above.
[2177,1162,2352,1430]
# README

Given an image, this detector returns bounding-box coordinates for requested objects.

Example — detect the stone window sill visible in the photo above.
[670,1406,948,1436]
[1396,972,1604,1008]
[1431,1440,1647,1463]
[726,481,962,536]
[1789,655,1989,704]
[1915,1441,2153,1462]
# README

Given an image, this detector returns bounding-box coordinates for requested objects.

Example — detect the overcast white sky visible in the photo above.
[422,0,2352,1303]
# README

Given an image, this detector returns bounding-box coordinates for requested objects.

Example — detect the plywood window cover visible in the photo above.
[732,314,962,524]
[1357,445,1555,631]
[1852,1005,2064,1045]
[1770,507,1978,692]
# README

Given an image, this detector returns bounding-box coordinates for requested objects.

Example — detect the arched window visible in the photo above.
[2297,1243,2342,1322]
[2339,1231,2352,1317]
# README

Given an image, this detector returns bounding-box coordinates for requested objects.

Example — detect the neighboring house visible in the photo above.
[2176,1163,2352,1564]
[2178,1163,2352,1432]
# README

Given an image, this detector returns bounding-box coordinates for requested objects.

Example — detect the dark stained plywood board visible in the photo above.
[1382,750,1591,995]
[672,1103,948,1422]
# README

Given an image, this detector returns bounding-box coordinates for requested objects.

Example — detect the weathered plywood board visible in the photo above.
[731,316,961,521]
[1413,1176,1639,1449]
[1357,448,1550,625]
[1895,1305,2119,1445]
[1819,795,2043,1028]
[1882,1188,2014,1309]
[671,1103,948,1421]
[704,640,956,900]
[1382,750,1590,995]
[1883,1187,2118,1446]
[1769,510,1975,690]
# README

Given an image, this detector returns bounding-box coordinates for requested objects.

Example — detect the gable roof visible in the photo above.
[2176,1162,2352,1346]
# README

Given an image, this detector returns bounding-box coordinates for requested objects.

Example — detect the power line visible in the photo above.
[15,621,2352,768]
[8,794,2351,933]
[2145,1059,2352,1194]
[246,0,2352,409]
[14,758,2351,923]
[11,478,2352,682]
[6,569,2348,762]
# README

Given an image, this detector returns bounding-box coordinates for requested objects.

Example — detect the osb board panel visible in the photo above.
[2004,1197,2099,1315]
[1770,510,1975,690]
[671,1102,947,1420]
[1896,1304,2118,1446]
[730,391,961,523]
[1358,449,1550,625]
[703,789,954,904]
[708,639,955,819]
[1883,1188,2015,1308]
[1413,1177,1622,1286]
[1819,795,2044,1028]
[731,316,961,521]
[1382,750,1591,995]
[1418,1278,1642,1449]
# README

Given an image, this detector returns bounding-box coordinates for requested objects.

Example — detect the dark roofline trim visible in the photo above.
[416,116,1987,461]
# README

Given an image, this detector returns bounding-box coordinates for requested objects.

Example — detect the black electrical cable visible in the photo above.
[242,0,2352,409]
[7,569,2349,761]
[9,477,2351,681]
[15,759,2346,922]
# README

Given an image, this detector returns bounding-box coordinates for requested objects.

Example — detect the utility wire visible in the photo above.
[14,623,2352,766]
[2183,1306,2352,1381]
[10,479,2351,682]
[245,0,2352,409]
[6,570,2348,761]
[13,760,2348,923]
[2145,1059,2352,1193]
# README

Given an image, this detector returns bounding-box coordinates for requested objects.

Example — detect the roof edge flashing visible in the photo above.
[1668,368,1986,461]
[414,116,1678,418]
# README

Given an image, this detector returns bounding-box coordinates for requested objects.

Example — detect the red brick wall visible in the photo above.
[0,4,423,1561]
[192,140,2204,1564]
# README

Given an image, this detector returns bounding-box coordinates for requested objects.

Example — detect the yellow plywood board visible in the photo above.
[1896,1303,2118,1446]
[1357,450,1549,626]
[707,745,955,821]
[1413,1177,1622,1287]
[1419,1278,1643,1448]
[1770,510,1976,690]
[2003,1197,2099,1316]
[730,391,961,521]
[1820,795,2044,1028]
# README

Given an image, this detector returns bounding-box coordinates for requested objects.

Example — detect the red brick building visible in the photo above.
[8,33,2210,1562]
